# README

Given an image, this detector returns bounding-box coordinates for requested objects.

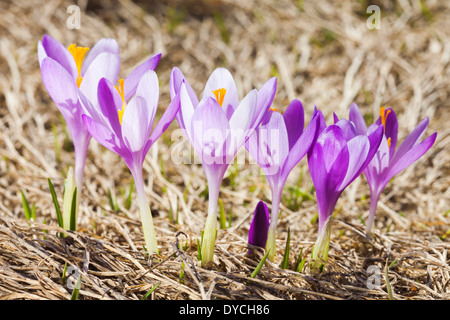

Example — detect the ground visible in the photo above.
[0,0,449,300]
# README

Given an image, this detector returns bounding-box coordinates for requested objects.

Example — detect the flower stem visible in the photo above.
[133,168,158,254]
[200,169,222,267]
[310,216,332,273]
[366,192,380,239]
[265,187,281,261]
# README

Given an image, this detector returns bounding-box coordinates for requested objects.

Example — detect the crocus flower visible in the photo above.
[170,67,277,266]
[248,201,270,256]
[308,112,383,271]
[38,34,120,228]
[246,100,321,260]
[82,70,180,253]
[38,34,161,229]
[348,104,437,237]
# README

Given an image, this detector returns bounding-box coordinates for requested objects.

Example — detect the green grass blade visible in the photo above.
[124,179,134,210]
[69,187,77,231]
[251,249,271,278]
[141,283,160,300]
[48,178,64,228]
[385,260,394,300]
[219,198,227,229]
[70,274,81,300]
[280,228,291,269]
[294,248,306,272]
[20,190,32,221]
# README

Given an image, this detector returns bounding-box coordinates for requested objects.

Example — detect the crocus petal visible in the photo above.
[255,111,289,178]
[178,82,196,141]
[169,67,199,106]
[121,96,152,154]
[202,67,239,119]
[228,89,257,155]
[382,108,398,157]
[82,114,130,161]
[40,57,77,106]
[79,52,120,106]
[97,78,123,138]
[338,135,370,190]
[349,103,368,135]
[135,70,159,131]
[386,132,437,181]
[248,201,270,251]
[81,38,119,76]
[144,92,181,157]
[364,134,391,193]
[283,99,304,150]
[335,119,358,141]
[317,125,348,172]
[190,97,230,166]
[281,111,320,181]
[124,53,162,101]
[390,117,429,166]
[78,89,108,127]
[39,34,77,79]
[251,77,277,129]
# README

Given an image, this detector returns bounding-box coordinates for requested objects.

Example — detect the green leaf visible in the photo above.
[20,190,32,221]
[385,260,394,300]
[280,228,291,269]
[294,248,306,272]
[48,178,64,228]
[219,199,227,229]
[124,179,134,210]
[197,237,202,261]
[69,187,77,231]
[141,283,160,300]
[70,274,81,300]
[251,249,271,278]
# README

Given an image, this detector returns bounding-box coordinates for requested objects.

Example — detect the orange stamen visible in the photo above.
[67,44,89,88]
[115,79,127,125]
[212,88,226,107]
[387,137,391,148]
[269,108,281,113]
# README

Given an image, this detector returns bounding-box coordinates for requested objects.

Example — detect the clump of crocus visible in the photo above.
[82,70,180,254]
[170,67,277,266]
[308,112,383,272]
[347,103,437,237]
[246,100,321,261]
[247,201,270,256]
[38,34,161,229]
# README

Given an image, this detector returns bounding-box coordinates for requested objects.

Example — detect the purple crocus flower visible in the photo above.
[170,67,277,266]
[246,100,321,260]
[248,201,270,256]
[348,104,437,237]
[308,112,383,270]
[81,70,180,253]
[38,34,120,228]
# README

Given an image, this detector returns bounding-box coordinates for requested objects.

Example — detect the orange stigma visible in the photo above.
[387,137,391,148]
[269,107,281,113]
[67,44,89,87]
[380,106,391,128]
[212,88,226,107]
[115,79,126,124]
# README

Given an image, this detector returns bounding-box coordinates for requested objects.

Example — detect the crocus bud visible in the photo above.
[248,201,270,256]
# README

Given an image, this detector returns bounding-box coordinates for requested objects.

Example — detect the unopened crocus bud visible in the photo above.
[248,201,270,256]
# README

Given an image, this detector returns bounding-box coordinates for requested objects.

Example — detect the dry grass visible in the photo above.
[0,0,449,300]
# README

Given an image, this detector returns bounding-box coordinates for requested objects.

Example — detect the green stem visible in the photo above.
[133,167,158,254]
[310,216,332,273]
